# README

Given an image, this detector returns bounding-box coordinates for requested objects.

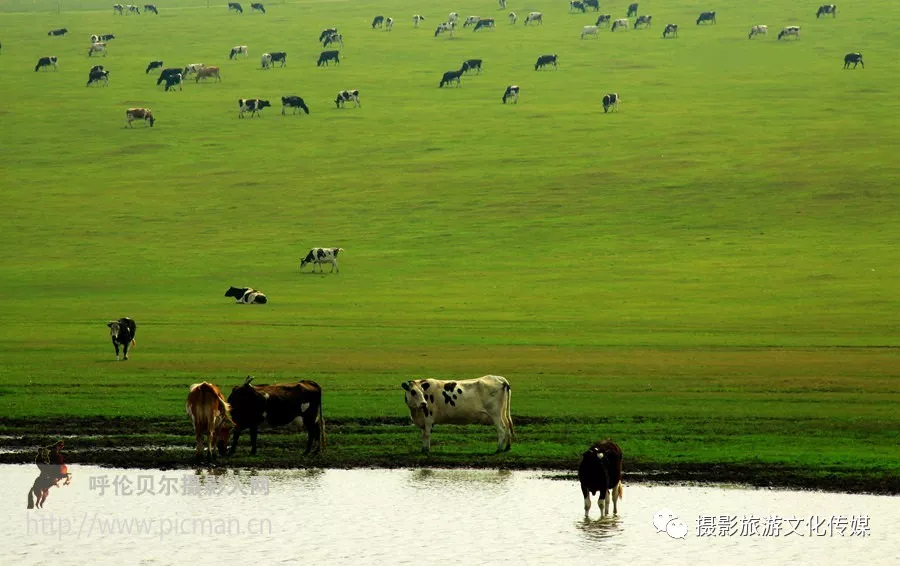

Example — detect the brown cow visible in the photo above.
[186,382,234,461]
[195,66,221,82]
[126,108,155,127]
[579,439,623,516]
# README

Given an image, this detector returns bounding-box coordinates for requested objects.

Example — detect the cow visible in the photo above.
[227,376,326,456]
[461,59,482,74]
[697,11,716,25]
[534,54,558,70]
[35,56,58,71]
[463,16,480,28]
[502,85,519,104]
[125,107,155,127]
[281,95,310,115]
[499,0,506,7]
[164,72,183,91]
[186,382,234,462]
[524,12,542,25]
[596,14,611,27]
[401,375,515,453]
[372,15,384,29]
[663,23,678,38]
[579,440,624,517]
[413,15,425,28]
[581,25,600,39]
[317,50,339,66]
[126,4,140,14]
[229,45,248,59]
[269,52,286,66]
[434,22,455,37]
[627,3,639,16]
[448,12,459,25]
[113,3,124,14]
[195,66,221,82]
[250,2,265,13]
[602,92,619,113]
[88,42,107,57]
[584,0,600,11]
[748,24,767,39]
[182,63,205,77]
[439,69,463,88]
[90,64,105,74]
[300,247,344,271]
[100,34,115,41]
[91,34,100,43]
[385,17,393,30]
[261,53,272,69]
[778,26,800,40]
[816,4,836,18]
[612,18,628,31]
[238,99,270,117]
[323,33,343,48]
[635,15,652,28]
[86,68,110,86]
[473,18,494,31]
[508,12,517,24]
[156,67,181,85]
[107,317,136,361]
[843,52,863,69]
[570,1,586,13]
[334,90,360,108]
[144,4,158,14]
[319,28,338,43]
[228,2,243,13]
[48,28,68,36]
[224,286,267,303]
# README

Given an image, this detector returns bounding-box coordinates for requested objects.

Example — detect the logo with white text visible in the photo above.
[654,509,688,539]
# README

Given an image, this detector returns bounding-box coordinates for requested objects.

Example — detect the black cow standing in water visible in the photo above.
[578,439,623,517]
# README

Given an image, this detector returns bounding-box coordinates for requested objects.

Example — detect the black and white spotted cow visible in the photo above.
[473,18,494,31]
[777,26,800,40]
[461,59,482,74]
[434,22,455,37]
[627,3,638,17]
[663,23,678,38]
[126,4,140,14]
[319,28,338,43]
[448,12,459,25]
[508,12,517,24]
[238,98,271,117]
[534,54,558,70]
[372,15,384,29]
[439,69,463,88]
[697,11,716,25]
[35,56,58,71]
[48,28,68,36]
[334,90,360,108]
[317,50,339,66]
[268,51,287,67]
[250,2,265,13]
[229,45,248,59]
[413,15,425,28]
[107,317,137,360]
[144,4,158,14]
[570,1,586,13]
[224,286,268,303]
[86,68,110,86]
[634,15,652,28]
[228,2,243,13]
[281,95,310,114]
[612,18,628,31]
[816,4,836,18]
[401,375,516,453]
[748,25,767,39]
[301,247,345,272]
[113,3,124,14]
[524,12,542,25]
[843,52,863,69]
[463,16,480,28]
[88,42,107,57]
[502,85,519,104]
[596,14,612,27]
[385,17,393,30]
[323,33,343,48]
[164,72,183,91]
[602,92,620,113]
[156,67,181,85]
[584,0,600,11]
[100,34,116,41]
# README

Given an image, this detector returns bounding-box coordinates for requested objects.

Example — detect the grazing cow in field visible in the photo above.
[385,17,393,30]
[86,68,110,86]
[524,12,542,25]
[663,23,678,38]
[439,69,463,87]
[372,15,384,29]
[88,42,107,57]
[113,3,124,14]
[195,66,220,82]
[182,63,205,77]
[144,4,158,14]
[251,2,265,13]
[228,2,243,13]
[748,25,767,39]
[90,64,105,74]
[261,53,272,69]
[816,4,836,18]
[843,52,863,69]
[126,107,154,127]
[509,12,517,24]
[91,34,100,43]
[461,59,482,74]
[502,85,519,104]
[435,22,455,37]
[126,4,140,14]
[48,28,68,36]
[268,51,286,66]
[778,26,800,40]
[164,72,182,91]
[107,317,136,360]
[413,15,425,28]
[570,1,586,13]
[612,18,628,31]
[584,0,599,10]
[627,3,638,17]
[579,440,624,517]
[448,12,459,25]
[534,54,558,70]
[401,375,515,453]
[301,247,344,271]
[323,33,343,47]
[224,286,267,303]
[697,11,716,24]
[35,56,58,71]
[581,25,600,39]
[334,90,360,108]
[227,376,326,456]
[156,67,181,85]
[474,18,494,31]
[602,92,619,112]
[238,98,270,117]
[317,50,339,66]
[463,16,480,28]
[596,14,611,27]
[186,382,233,462]
[281,95,310,114]
[229,45,248,59]
[635,15,652,28]
[499,0,506,7]
[319,28,338,43]
[100,33,115,41]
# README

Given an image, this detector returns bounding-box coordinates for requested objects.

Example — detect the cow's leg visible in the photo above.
[249,426,258,455]
[421,420,432,452]
[493,416,508,453]
[228,426,242,455]
[112,339,120,360]
[195,433,205,461]
[611,482,620,514]
[582,487,591,515]
[122,340,129,360]
[603,489,611,516]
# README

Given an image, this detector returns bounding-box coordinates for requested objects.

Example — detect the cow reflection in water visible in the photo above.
[27,441,71,509]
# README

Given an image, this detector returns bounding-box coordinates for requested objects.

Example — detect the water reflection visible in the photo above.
[576,515,624,542]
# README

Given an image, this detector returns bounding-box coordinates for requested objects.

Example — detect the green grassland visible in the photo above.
[0,0,898,492]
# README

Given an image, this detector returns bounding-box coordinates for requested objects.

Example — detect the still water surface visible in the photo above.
[2,465,895,565]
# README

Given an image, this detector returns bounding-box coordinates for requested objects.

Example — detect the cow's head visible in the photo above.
[227,376,266,428]
[584,445,606,461]
[214,413,234,456]
[146,112,155,127]
[107,320,121,339]
[258,100,271,110]
[401,380,428,412]
[224,286,243,299]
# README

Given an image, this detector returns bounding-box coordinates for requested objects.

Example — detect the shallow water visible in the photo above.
[3,465,895,565]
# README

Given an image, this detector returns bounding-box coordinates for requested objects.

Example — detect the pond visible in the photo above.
[3,465,895,565]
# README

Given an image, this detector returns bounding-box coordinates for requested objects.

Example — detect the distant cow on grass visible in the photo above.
[228,2,243,13]
[86,68,110,86]
[107,317,136,360]
[602,92,620,112]
[224,286,267,303]
[816,4,836,18]
[596,14,611,27]
[251,2,265,13]
[317,50,339,66]
[144,4,158,14]
[334,90,360,108]
[99,34,115,41]
[534,54,558,70]
[281,95,310,114]
[301,247,344,271]
[238,98,270,117]
[748,25,767,39]
[372,15,384,28]
[524,11,542,25]
[502,85,519,104]
[435,22,455,37]
[612,18,628,31]
[156,67,181,85]
[697,11,716,24]
[113,3,124,14]
[439,69,463,87]
[268,51,286,66]
[88,42,107,57]
[126,4,140,14]
[413,15,425,28]
[635,15,652,28]
[778,26,800,40]
[584,0,599,10]
[570,1,586,13]
[461,59,482,74]
[229,45,248,59]
[195,66,220,82]
[164,72,182,91]
[627,3,638,17]
[463,16,480,28]
[843,52,863,69]
[323,33,343,47]
[473,18,494,31]
[663,23,678,38]
[126,107,154,127]
[579,440,624,517]
[48,28,68,36]
[186,382,233,462]
[35,56,58,71]
[508,12,517,24]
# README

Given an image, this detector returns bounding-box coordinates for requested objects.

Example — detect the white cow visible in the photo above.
[261,53,272,69]
[88,42,107,57]
[463,16,480,28]
[749,25,767,39]
[581,25,600,39]
[182,63,205,77]
[300,247,345,272]
[434,22,455,37]
[126,4,140,14]
[402,375,516,453]
[778,25,800,40]
[413,14,425,28]
[508,12,517,24]
[524,11,542,25]
[229,45,249,59]
[448,12,459,25]
[612,18,629,31]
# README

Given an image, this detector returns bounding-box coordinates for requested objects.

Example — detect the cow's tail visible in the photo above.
[617,481,624,500]
[131,338,136,347]
[503,380,516,442]
[27,486,35,509]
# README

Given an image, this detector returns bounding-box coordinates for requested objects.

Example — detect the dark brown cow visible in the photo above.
[578,439,623,516]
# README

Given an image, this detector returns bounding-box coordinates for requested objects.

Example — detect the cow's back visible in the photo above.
[427,375,508,425]
[255,381,322,426]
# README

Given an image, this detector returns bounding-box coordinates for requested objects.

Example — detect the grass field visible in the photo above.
[0,0,898,492]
